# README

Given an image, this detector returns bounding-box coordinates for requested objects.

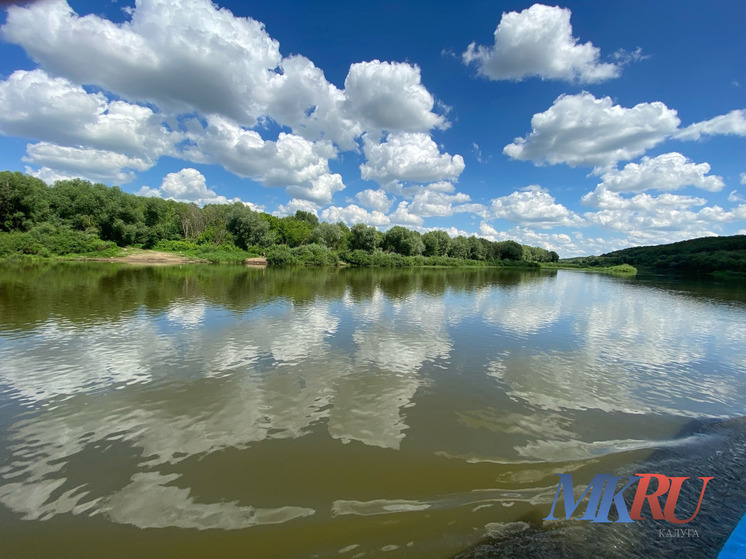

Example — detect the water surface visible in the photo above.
[0,264,744,558]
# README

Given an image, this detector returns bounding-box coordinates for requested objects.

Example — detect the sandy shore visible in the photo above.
[82,249,268,266]
[84,249,205,265]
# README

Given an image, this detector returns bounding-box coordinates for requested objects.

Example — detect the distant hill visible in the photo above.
[599,235,746,274]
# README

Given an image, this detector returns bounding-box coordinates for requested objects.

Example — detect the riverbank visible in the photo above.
[1,246,544,269]
[79,247,207,264]
[540,262,638,275]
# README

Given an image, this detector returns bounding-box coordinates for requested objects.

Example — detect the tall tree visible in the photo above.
[348,223,380,252]
[227,203,270,248]
[422,230,451,256]
[0,171,50,231]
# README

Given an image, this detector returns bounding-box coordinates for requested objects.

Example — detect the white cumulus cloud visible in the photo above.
[343,60,447,133]
[489,185,584,228]
[581,187,707,211]
[355,189,394,213]
[503,92,680,168]
[275,198,321,216]
[479,223,578,254]
[360,132,465,186]
[597,153,724,193]
[0,69,180,179]
[23,143,153,184]
[463,4,620,83]
[388,201,424,227]
[184,116,343,204]
[582,190,746,246]
[674,109,746,141]
[1,0,283,126]
[0,0,459,199]
[408,187,480,218]
[137,168,255,208]
[320,204,390,227]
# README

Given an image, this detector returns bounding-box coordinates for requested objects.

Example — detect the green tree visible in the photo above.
[497,240,523,261]
[468,236,485,260]
[177,203,205,242]
[422,230,451,256]
[311,222,345,249]
[227,203,270,248]
[293,210,319,227]
[382,226,425,256]
[0,171,50,231]
[280,215,314,247]
[348,223,380,252]
[478,237,500,261]
[448,236,470,259]
[143,196,182,246]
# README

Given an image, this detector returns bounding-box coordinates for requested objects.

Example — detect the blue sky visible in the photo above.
[0,0,744,256]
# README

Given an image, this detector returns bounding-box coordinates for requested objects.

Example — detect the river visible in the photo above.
[0,263,744,558]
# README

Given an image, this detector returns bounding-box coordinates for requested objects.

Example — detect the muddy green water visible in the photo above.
[0,264,744,558]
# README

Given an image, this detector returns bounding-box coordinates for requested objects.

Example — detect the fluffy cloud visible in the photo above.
[184,116,343,204]
[505,93,745,171]
[388,201,424,227]
[343,60,447,133]
[504,92,680,167]
[0,69,179,163]
[1,1,448,147]
[0,0,457,199]
[320,204,390,227]
[275,198,320,216]
[266,54,361,149]
[137,168,255,208]
[741,173,746,185]
[581,187,707,211]
[674,109,746,141]
[407,187,483,218]
[489,185,584,228]
[479,223,577,252]
[360,132,465,186]
[463,4,620,83]
[25,166,81,185]
[597,153,723,193]
[582,189,746,245]
[286,174,345,206]
[355,189,393,213]
[2,0,283,125]
[23,142,153,184]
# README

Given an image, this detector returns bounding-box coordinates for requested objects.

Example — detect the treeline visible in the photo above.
[563,235,746,274]
[0,171,559,266]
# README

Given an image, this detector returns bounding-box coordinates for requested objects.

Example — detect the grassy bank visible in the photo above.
[540,262,638,275]
[0,239,545,269]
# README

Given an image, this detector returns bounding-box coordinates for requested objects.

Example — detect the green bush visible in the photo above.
[339,249,372,266]
[0,225,116,258]
[265,244,296,265]
[290,243,338,265]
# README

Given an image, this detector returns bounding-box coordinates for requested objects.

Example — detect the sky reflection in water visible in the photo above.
[0,265,744,557]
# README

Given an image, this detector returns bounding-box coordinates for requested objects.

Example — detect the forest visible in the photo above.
[562,235,746,274]
[0,171,559,267]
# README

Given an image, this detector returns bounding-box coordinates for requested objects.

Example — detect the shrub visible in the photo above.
[265,244,296,265]
[290,243,338,266]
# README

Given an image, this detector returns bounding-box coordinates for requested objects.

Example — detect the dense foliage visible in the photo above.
[561,236,746,274]
[0,171,558,266]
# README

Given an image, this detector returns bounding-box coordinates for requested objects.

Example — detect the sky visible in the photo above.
[0,0,744,256]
